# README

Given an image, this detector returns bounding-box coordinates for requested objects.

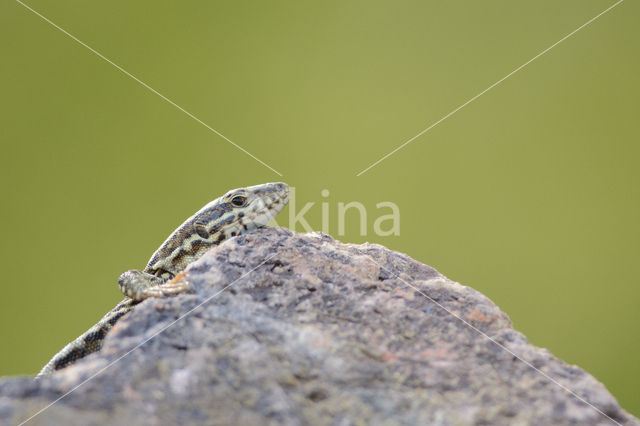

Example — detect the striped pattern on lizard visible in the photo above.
[37,182,289,376]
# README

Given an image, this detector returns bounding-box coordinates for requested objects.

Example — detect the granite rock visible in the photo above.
[1,228,636,425]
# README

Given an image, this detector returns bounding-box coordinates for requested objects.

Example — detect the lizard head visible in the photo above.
[190,183,289,242]
[221,182,289,231]
[185,182,288,243]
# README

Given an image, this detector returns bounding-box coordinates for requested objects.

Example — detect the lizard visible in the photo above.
[37,182,289,377]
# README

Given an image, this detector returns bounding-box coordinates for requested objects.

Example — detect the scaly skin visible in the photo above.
[37,182,289,376]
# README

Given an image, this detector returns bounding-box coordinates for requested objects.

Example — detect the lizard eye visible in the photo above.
[231,195,246,207]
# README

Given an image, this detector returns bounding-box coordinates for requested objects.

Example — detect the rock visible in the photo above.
[1,228,636,426]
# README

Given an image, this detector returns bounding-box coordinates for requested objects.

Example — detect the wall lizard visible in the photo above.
[37,182,289,376]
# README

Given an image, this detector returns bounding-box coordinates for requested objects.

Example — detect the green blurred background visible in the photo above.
[1,0,638,416]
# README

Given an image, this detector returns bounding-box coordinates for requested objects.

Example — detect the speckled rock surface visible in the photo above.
[0,228,637,425]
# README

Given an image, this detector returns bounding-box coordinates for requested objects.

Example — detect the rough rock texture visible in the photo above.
[1,228,637,426]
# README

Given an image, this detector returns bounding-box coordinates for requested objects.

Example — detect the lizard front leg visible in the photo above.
[118,270,189,302]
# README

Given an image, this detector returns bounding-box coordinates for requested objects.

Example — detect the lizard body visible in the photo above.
[37,182,289,376]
